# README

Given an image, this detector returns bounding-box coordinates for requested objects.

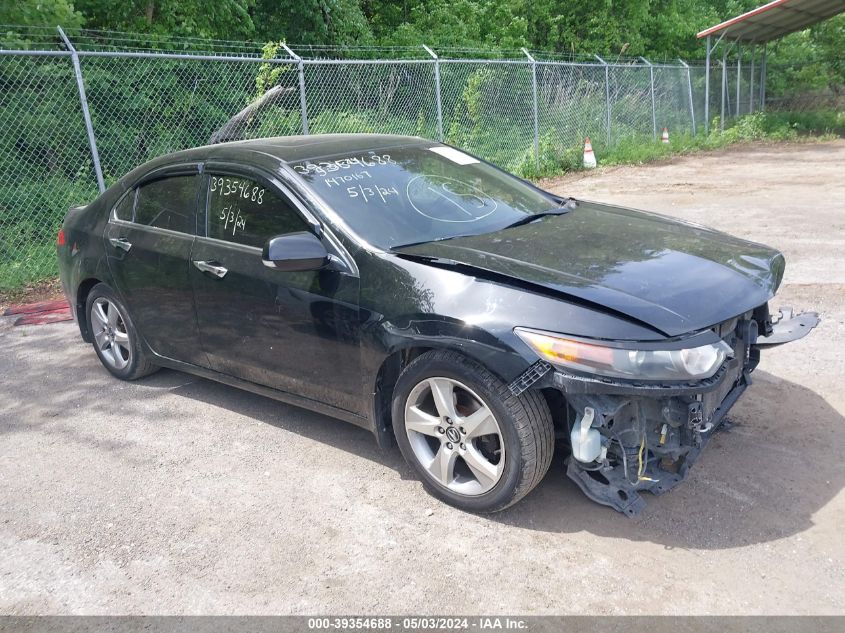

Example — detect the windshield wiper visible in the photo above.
[392,199,576,250]
[391,233,475,250]
[501,206,571,231]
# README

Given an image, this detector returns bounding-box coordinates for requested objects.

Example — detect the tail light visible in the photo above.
[57,229,66,246]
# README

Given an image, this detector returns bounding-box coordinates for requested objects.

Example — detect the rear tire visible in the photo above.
[85,283,158,381]
[391,350,554,512]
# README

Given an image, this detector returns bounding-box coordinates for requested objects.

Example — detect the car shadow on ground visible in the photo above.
[154,365,843,551]
[153,368,413,475]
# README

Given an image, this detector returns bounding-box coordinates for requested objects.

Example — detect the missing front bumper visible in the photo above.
[539,306,818,516]
[565,371,749,517]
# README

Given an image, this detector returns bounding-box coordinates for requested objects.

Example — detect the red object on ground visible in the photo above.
[3,299,72,326]
[14,309,73,326]
[3,299,70,316]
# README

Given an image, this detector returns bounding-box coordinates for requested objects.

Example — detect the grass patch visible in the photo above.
[607,111,842,165]
[0,277,62,313]
[0,243,60,291]
[526,110,843,176]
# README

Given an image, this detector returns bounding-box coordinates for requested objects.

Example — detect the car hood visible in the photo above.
[393,201,785,338]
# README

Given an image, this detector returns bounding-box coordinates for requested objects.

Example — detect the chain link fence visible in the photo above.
[1,28,737,289]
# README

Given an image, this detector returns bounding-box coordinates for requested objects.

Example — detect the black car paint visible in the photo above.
[57,134,809,513]
[61,139,664,399]
[263,232,332,271]
[394,201,785,338]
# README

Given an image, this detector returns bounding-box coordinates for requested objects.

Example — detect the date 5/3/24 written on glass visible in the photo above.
[346,184,400,204]
[218,203,246,237]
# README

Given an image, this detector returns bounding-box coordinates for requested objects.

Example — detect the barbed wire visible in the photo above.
[0,24,710,65]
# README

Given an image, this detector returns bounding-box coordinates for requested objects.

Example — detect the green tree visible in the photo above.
[0,0,84,29]
[74,0,257,39]
[371,0,527,50]
[250,0,372,45]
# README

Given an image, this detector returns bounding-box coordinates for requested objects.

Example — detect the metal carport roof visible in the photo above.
[697,0,845,44]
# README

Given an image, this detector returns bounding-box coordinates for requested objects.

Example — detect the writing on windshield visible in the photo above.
[290,145,557,249]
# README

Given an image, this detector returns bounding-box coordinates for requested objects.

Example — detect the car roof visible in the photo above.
[210,133,431,163]
[118,134,432,188]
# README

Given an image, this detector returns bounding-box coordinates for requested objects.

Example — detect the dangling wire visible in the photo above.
[637,425,659,483]
[636,401,658,483]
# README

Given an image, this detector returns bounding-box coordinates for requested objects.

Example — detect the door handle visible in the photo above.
[193,260,228,279]
[109,237,132,252]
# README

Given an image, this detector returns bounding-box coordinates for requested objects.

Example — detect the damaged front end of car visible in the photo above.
[513,304,818,516]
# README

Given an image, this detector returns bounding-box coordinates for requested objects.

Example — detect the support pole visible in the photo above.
[704,36,711,135]
[281,43,309,135]
[678,58,695,136]
[522,48,540,170]
[58,26,105,193]
[595,55,612,145]
[760,44,767,110]
[640,57,657,140]
[749,44,755,114]
[735,44,742,118]
[720,57,727,133]
[423,45,443,142]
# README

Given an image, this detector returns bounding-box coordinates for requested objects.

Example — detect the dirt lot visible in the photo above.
[1,140,843,615]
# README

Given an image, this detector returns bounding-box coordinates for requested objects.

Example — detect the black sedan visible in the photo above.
[57,134,817,515]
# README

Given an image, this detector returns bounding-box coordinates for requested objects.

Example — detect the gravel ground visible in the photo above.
[1,140,843,615]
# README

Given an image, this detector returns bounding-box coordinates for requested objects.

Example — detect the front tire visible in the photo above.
[392,350,554,512]
[85,283,158,381]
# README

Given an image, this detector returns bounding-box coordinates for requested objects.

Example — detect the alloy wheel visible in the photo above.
[90,297,132,371]
[404,377,505,496]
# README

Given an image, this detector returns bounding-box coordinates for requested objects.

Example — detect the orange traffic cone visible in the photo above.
[583,136,597,168]
[661,127,670,144]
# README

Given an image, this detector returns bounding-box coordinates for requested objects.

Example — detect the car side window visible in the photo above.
[113,190,135,221]
[134,175,198,234]
[206,174,308,248]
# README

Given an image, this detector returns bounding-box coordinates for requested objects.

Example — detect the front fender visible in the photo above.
[366,313,533,384]
[357,250,670,388]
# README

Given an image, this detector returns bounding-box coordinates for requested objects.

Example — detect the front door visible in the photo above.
[189,169,364,415]
[104,168,207,366]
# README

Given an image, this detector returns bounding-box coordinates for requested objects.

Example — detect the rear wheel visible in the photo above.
[392,350,554,512]
[85,283,158,380]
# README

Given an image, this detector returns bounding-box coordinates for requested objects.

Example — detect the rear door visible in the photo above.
[189,166,364,415]
[104,166,207,365]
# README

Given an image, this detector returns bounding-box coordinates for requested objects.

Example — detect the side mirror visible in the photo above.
[262,231,329,272]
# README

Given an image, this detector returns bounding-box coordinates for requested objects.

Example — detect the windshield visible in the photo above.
[289,144,561,249]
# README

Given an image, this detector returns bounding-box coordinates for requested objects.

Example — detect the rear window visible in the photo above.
[113,190,135,221]
[134,175,198,234]
[289,145,558,249]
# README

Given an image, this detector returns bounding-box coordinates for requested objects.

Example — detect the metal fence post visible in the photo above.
[704,35,711,134]
[640,57,657,140]
[760,43,767,110]
[423,45,443,142]
[57,26,105,194]
[281,43,309,135]
[749,44,755,114]
[595,55,612,145]
[720,57,727,132]
[735,44,742,118]
[522,48,540,170]
[678,58,696,136]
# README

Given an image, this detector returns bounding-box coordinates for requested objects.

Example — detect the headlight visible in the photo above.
[514,327,733,381]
